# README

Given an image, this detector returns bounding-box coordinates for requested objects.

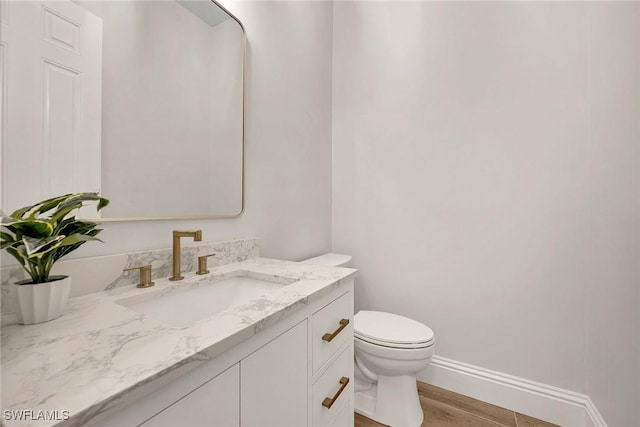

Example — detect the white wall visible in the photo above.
[332,2,639,425]
[584,3,640,426]
[64,0,333,261]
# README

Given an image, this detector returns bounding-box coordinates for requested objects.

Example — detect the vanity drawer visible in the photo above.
[312,291,352,373]
[312,345,352,427]
[327,398,353,427]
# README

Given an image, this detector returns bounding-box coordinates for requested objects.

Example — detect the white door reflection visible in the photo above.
[1,0,102,217]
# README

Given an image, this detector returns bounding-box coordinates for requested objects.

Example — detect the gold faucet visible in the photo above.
[170,230,202,281]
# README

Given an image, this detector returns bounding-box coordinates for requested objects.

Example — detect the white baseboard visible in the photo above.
[584,396,608,427]
[417,355,607,427]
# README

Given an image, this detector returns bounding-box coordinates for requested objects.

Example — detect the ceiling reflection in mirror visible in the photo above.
[0,0,245,220]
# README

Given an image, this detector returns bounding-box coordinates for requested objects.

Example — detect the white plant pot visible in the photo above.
[14,276,71,325]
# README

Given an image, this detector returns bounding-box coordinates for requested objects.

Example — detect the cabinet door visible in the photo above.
[241,320,308,427]
[141,364,239,427]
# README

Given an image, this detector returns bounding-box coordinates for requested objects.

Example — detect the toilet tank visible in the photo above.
[300,253,352,267]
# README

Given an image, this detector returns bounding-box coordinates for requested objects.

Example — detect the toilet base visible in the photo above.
[354,375,424,427]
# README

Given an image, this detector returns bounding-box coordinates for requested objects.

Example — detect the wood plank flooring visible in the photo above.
[354,382,560,427]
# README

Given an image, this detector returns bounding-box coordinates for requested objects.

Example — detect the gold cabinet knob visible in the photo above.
[123,265,155,288]
[196,253,216,275]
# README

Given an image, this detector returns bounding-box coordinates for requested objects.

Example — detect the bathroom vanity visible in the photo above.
[1,258,355,427]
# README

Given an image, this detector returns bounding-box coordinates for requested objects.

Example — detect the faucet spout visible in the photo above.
[170,230,202,281]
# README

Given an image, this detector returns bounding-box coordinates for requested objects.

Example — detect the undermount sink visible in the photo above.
[116,276,288,326]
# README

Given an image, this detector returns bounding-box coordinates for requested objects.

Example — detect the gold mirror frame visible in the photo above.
[85,0,246,222]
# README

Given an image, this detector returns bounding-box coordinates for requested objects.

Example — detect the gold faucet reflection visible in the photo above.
[170,230,202,281]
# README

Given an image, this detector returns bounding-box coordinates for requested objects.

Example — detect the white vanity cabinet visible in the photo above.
[141,364,240,427]
[241,320,308,426]
[92,281,354,427]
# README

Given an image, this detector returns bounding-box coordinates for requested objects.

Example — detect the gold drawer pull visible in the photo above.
[322,377,350,409]
[322,319,349,342]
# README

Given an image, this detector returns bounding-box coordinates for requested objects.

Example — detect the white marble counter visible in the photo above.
[1,258,356,427]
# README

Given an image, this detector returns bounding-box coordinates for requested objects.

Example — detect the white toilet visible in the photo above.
[301,253,435,427]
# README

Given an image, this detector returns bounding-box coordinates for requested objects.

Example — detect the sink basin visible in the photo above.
[116,276,287,326]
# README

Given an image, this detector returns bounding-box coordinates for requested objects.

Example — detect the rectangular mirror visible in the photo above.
[0,0,245,220]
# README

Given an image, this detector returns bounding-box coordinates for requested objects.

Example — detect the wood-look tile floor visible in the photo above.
[354,382,560,427]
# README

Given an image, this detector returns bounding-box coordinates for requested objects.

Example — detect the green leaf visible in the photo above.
[31,194,74,216]
[9,204,37,220]
[54,193,104,211]
[0,231,15,244]
[50,203,84,225]
[0,210,17,225]
[50,193,108,224]
[97,197,110,211]
[8,220,54,238]
[23,236,64,258]
[5,246,26,267]
[59,220,98,236]
[0,240,17,250]
[0,230,17,250]
[59,234,102,247]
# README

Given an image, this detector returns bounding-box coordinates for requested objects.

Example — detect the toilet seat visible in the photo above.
[354,310,434,347]
[355,335,435,361]
[355,333,434,349]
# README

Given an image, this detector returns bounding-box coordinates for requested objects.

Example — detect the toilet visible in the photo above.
[301,253,435,427]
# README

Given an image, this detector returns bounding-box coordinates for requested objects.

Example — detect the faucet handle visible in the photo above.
[196,253,216,275]
[123,265,155,288]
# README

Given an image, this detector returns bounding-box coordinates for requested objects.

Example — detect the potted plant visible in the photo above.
[0,192,109,324]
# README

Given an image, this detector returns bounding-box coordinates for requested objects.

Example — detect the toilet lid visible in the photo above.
[354,311,434,346]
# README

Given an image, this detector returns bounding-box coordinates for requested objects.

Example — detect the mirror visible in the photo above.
[0,0,245,220]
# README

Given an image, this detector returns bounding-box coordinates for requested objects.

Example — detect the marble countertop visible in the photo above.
[1,258,356,427]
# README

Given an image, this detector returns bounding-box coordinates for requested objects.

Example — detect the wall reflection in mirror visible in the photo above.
[0,0,244,219]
